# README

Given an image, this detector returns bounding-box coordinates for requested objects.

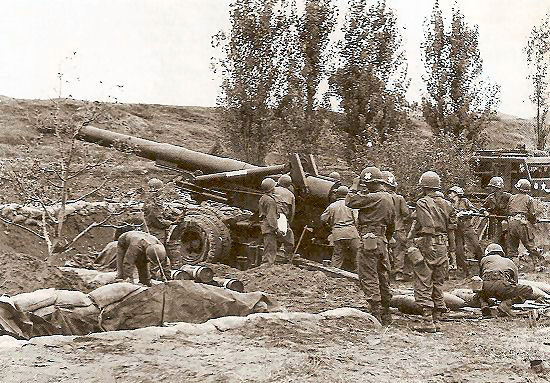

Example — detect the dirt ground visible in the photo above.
[1,259,550,382]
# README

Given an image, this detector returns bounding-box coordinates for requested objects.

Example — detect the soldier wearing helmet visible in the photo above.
[116,230,171,286]
[482,176,511,250]
[407,170,456,333]
[477,243,532,317]
[258,177,280,265]
[321,185,360,270]
[447,185,483,276]
[273,174,296,260]
[328,171,341,181]
[142,177,183,266]
[346,166,395,325]
[381,171,411,282]
[507,178,540,262]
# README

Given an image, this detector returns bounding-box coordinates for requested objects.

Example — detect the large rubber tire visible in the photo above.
[175,215,224,264]
[186,207,232,261]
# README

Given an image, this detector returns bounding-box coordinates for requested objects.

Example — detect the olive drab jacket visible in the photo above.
[389,192,410,232]
[345,190,395,240]
[258,192,278,235]
[480,254,519,284]
[273,186,295,223]
[508,193,537,223]
[483,190,511,217]
[320,198,360,241]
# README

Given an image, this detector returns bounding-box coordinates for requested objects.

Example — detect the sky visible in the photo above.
[0,0,548,118]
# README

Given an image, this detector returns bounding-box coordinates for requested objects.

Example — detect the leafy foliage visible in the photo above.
[329,0,409,153]
[422,1,500,141]
[525,13,550,150]
[349,127,477,199]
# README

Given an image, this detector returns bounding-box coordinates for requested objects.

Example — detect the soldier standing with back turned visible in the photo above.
[507,179,540,264]
[346,166,395,325]
[482,176,511,251]
[408,171,456,333]
[381,171,411,281]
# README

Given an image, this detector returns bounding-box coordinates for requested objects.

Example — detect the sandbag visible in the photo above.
[32,305,56,318]
[450,288,480,308]
[390,295,422,315]
[12,288,57,312]
[55,290,93,308]
[519,279,550,295]
[100,280,278,331]
[89,283,145,309]
[390,293,466,314]
[518,280,550,299]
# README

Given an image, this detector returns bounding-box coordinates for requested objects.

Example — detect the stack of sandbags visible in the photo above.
[90,282,147,313]
[11,288,57,314]
[59,267,117,286]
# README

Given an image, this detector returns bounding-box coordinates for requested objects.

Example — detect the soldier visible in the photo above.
[407,171,456,333]
[321,185,360,270]
[381,171,411,281]
[346,166,395,325]
[274,174,296,260]
[142,178,183,266]
[448,185,483,276]
[258,177,279,265]
[478,243,532,317]
[482,176,511,251]
[116,230,171,286]
[328,171,341,181]
[507,179,540,263]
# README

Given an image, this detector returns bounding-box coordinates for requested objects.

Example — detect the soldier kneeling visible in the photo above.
[478,243,532,317]
[116,230,172,286]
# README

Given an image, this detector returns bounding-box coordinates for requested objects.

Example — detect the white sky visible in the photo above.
[0,0,548,118]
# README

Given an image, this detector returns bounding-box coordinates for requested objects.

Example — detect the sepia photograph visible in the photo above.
[0,0,549,381]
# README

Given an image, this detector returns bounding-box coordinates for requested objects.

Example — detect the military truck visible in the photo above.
[471,148,550,199]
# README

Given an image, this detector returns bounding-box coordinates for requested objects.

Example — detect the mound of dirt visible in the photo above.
[208,263,365,312]
[0,252,90,295]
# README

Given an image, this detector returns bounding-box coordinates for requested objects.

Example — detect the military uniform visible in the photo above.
[346,186,395,319]
[452,197,483,272]
[507,193,539,260]
[259,187,279,265]
[389,191,411,279]
[116,231,171,286]
[409,192,456,313]
[482,190,511,250]
[479,253,532,316]
[321,197,360,269]
[273,185,296,257]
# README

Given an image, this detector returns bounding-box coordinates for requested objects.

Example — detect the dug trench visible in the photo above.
[1,215,550,381]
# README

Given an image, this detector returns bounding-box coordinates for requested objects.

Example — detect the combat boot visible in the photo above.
[432,310,444,331]
[368,301,382,324]
[381,306,392,326]
[415,308,437,333]
[497,300,515,317]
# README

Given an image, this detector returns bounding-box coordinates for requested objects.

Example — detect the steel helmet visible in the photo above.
[148,178,164,191]
[381,171,397,188]
[360,166,384,184]
[278,174,292,188]
[336,185,349,197]
[448,186,464,196]
[328,171,341,181]
[418,171,441,189]
[515,178,531,192]
[146,243,167,264]
[488,176,504,189]
[261,177,276,192]
[484,243,504,256]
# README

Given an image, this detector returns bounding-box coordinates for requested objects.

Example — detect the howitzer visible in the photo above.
[77,126,340,269]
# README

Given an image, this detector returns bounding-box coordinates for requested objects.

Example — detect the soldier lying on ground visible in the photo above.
[116,230,172,286]
[477,243,532,317]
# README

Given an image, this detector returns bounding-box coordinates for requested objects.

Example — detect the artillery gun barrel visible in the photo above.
[78,125,258,174]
